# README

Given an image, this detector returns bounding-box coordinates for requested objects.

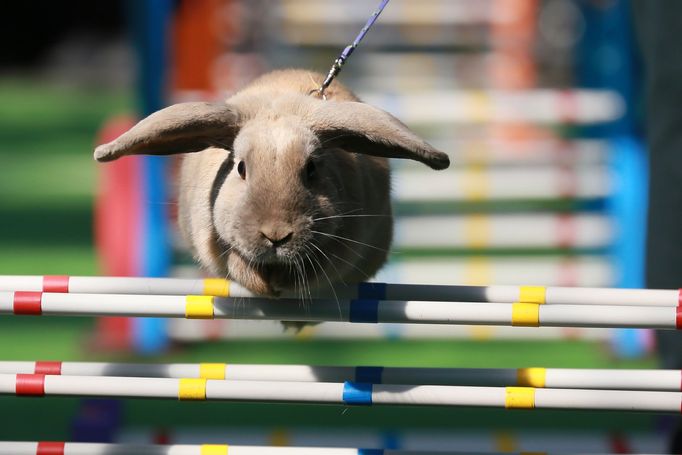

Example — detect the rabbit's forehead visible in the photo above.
[235,117,319,161]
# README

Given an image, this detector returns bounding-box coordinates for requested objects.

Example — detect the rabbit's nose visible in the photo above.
[260,225,294,248]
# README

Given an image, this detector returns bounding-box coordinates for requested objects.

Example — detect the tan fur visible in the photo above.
[95,69,449,297]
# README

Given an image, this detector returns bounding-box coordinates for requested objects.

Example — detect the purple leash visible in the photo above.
[315,0,390,98]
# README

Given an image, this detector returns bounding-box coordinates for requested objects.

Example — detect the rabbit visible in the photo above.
[94,69,449,298]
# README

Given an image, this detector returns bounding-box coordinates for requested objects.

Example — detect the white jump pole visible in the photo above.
[361,90,624,125]
[442,138,608,165]
[0,276,679,306]
[393,166,608,201]
[0,292,678,329]
[377,257,613,289]
[0,441,455,455]
[0,374,678,413]
[168,319,614,342]
[393,213,610,249]
[114,427,667,453]
[0,361,678,391]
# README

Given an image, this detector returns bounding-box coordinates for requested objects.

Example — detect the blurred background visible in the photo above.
[0,0,672,452]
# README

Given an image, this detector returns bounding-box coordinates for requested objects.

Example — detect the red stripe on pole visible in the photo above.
[37,441,65,455]
[677,306,682,330]
[35,361,62,376]
[43,276,69,293]
[608,432,631,454]
[556,213,576,249]
[558,90,577,124]
[13,292,43,315]
[678,289,682,306]
[16,374,45,396]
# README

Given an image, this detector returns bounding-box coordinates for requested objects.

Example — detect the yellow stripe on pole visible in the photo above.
[200,363,226,380]
[494,432,517,452]
[469,90,491,123]
[511,303,540,327]
[463,257,491,285]
[516,367,546,388]
[505,387,535,409]
[203,278,230,297]
[269,429,291,447]
[185,296,215,319]
[464,214,490,248]
[201,445,228,455]
[178,378,207,400]
[462,165,489,202]
[519,286,546,304]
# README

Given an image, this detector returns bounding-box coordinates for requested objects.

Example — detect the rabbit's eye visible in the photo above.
[238,161,246,180]
[305,160,317,182]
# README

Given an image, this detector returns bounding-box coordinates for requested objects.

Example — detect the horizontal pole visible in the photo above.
[393,166,608,202]
[0,361,678,391]
[0,276,679,306]
[0,292,679,329]
[393,213,610,249]
[281,0,506,26]
[110,427,667,452]
[0,441,455,455]
[0,374,678,412]
[377,258,613,289]
[168,320,614,342]
[361,90,623,125]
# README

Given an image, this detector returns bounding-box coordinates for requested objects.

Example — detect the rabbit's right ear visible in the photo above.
[307,100,450,170]
[94,102,240,162]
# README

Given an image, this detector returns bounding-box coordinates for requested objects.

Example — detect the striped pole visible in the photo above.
[0,276,679,306]
[0,442,456,455]
[0,361,678,391]
[392,213,611,249]
[377,258,613,289]
[0,441,663,455]
[393,166,608,201]
[443,138,609,164]
[113,427,666,453]
[167,320,614,342]
[279,0,513,25]
[0,374,678,412]
[360,90,623,125]
[1,292,680,329]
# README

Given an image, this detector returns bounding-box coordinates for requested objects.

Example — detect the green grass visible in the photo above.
[0,78,130,142]
[0,154,96,206]
[0,79,124,274]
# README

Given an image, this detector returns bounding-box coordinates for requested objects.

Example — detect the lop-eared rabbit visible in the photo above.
[95,69,449,297]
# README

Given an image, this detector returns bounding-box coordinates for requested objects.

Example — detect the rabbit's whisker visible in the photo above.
[304,249,320,305]
[312,214,390,222]
[297,253,313,312]
[308,242,346,286]
[312,232,363,259]
[311,230,388,253]
[327,249,368,279]
[309,250,340,318]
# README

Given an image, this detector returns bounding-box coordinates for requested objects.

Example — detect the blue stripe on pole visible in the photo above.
[355,366,384,384]
[349,299,379,323]
[358,282,387,300]
[343,381,373,405]
[130,0,173,354]
[358,450,384,455]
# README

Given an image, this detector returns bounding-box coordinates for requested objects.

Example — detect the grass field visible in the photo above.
[0,78,663,443]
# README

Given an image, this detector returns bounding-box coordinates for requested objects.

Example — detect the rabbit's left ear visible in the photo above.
[307,100,450,170]
[94,102,240,162]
